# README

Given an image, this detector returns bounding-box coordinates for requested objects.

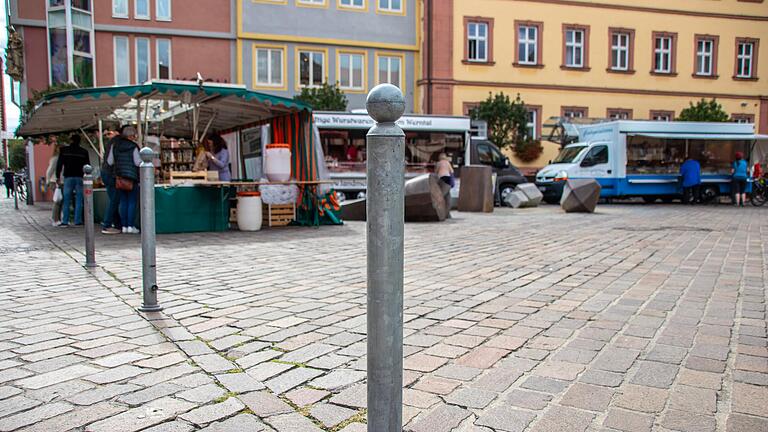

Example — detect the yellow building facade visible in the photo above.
[420,0,768,171]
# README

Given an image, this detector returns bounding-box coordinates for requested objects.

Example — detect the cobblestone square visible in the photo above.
[1,199,766,431]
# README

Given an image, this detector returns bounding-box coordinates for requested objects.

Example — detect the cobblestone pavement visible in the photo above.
[1,197,767,432]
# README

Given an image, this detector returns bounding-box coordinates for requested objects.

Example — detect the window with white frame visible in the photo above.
[378,55,402,89]
[298,0,325,4]
[654,35,673,73]
[47,0,95,86]
[340,0,364,8]
[608,109,631,120]
[696,38,714,76]
[467,22,488,62]
[736,41,755,78]
[732,115,754,124]
[114,36,130,85]
[562,107,586,119]
[518,25,538,65]
[156,0,171,21]
[378,0,402,13]
[526,109,537,139]
[299,50,324,87]
[135,0,149,19]
[611,32,630,71]
[135,38,150,83]
[256,48,284,86]
[112,0,128,17]
[157,39,171,79]
[651,112,673,121]
[565,28,584,68]
[339,53,364,90]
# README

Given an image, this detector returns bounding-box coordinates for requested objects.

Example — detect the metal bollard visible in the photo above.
[13,177,18,210]
[138,147,162,312]
[365,84,406,432]
[83,165,96,268]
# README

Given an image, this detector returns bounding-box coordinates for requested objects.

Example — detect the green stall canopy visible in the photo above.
[18,80,312,138]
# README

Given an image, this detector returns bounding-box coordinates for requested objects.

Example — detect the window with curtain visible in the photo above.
[256,48,283,86]
[378,55,401,89]
[339,53,364,89]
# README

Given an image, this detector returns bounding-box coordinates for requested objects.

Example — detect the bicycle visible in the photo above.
[750,177,767,207]
[13,173,27,202]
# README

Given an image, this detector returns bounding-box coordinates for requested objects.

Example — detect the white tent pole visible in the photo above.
[200,112,216,141]
[98,119,104,160]
[137,100,144,147]
[79,128,100,157]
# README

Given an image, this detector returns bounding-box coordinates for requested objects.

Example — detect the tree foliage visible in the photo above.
[293,82,348,111]
[7,139,27,171]
[470,92,542,162]
[677,98,730,122]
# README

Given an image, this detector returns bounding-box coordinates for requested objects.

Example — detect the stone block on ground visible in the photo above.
[560,179,601,213]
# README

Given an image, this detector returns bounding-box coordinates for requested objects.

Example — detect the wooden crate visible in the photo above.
[169,171,207,185]
[262,203,295,227]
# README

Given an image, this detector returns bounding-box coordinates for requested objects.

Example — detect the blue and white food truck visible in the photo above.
[536,121,768,203]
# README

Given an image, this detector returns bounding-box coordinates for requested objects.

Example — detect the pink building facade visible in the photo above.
[9,0,236,201]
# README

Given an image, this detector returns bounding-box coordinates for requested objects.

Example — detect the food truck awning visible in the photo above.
[17,80,312,137]
[627,133,768,140]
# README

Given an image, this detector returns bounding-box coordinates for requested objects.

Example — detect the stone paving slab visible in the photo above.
[1,199,767,431]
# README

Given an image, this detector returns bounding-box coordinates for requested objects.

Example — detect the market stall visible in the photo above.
[18,80,338,232]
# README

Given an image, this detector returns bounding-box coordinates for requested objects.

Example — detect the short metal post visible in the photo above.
[25,175,33,205]
[13,177,18,210]
[138,147,162,312]
[365,84,406,432]
[83,165,96,268]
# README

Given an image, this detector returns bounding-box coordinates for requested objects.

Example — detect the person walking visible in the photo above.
[107,126,141,234]
[100,129,122,234]
[679,157,701,204]
[44,136,63,225]
[55,134,90,226]
[731,152,749,207]
[2,169,13,198]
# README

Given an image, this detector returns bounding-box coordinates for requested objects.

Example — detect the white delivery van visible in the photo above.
[535,121,768,203]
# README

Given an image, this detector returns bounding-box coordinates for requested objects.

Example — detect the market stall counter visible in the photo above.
[93,185,231,234]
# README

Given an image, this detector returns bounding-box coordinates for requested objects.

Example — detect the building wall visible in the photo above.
[94,33,231,85]
[237,0,419,111]
[423,0,768,169]
[11,0,235,97]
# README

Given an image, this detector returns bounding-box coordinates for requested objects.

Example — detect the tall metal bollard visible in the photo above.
[365,84,406,432]
[13,176,18,210]
[138,147,162,312]
[83,165,96,268]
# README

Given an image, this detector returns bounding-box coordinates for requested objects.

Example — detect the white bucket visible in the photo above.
[265,143,291,182]
[237,193,263,231]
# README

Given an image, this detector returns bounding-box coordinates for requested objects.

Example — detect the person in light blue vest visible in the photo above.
[680,157,701,204]
[731,151,749,207]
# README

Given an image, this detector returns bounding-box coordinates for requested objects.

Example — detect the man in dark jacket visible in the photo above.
[2,170,13,198]
[100,129,122,234]
[55,134,90,226]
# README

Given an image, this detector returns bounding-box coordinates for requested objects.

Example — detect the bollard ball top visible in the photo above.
[83,164,93,175]
[366,84,405,123]
[139,147,154,163]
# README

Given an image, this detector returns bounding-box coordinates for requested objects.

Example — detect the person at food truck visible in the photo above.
[731,152,749,207]
[205,134,231,181]
[679,157,701,205]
